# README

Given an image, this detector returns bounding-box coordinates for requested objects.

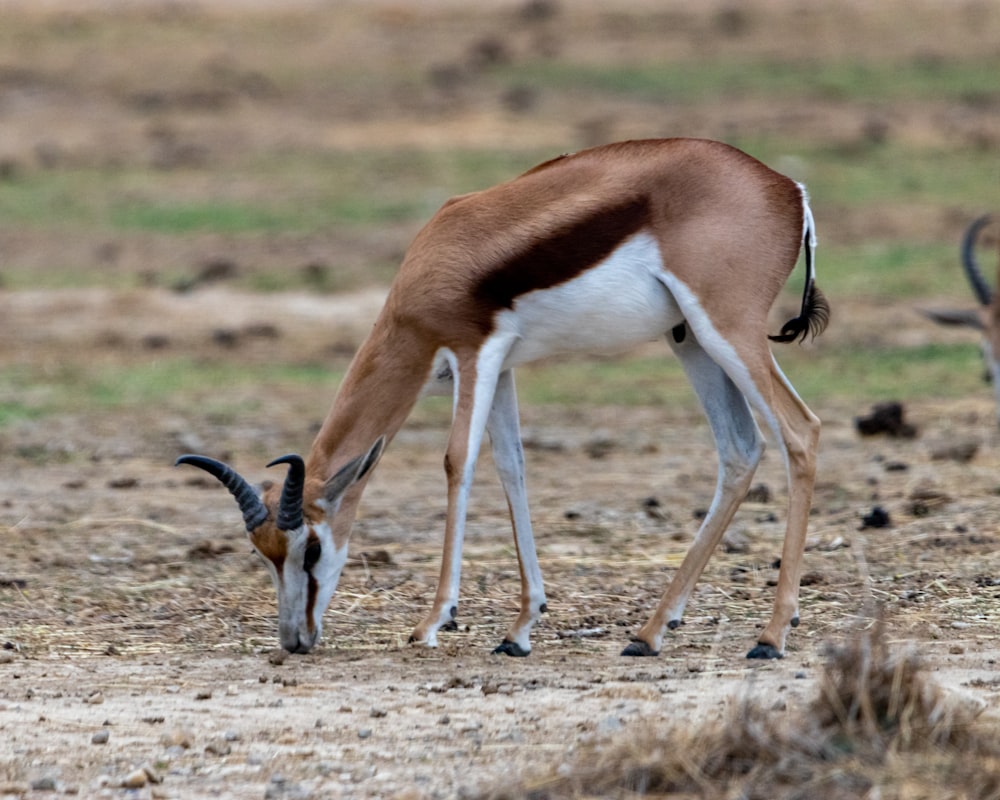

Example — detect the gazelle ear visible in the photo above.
[322,436,386,506]
[919,307,985,330]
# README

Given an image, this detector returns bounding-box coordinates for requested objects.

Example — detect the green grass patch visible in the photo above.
[0,358,346,426]
[817,241,962,300]
[781,341,985,405]
[109,201,290,234]
[496,56,1000,106]
[0,341,988,432]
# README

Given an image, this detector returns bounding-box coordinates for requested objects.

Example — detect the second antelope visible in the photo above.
[177,138,829,659]
[921,215,1000,424]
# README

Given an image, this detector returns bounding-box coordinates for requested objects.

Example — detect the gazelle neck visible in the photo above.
[306,304,438,484]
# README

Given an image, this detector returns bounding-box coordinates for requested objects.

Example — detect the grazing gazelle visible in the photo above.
[177,138,829,659]
[921,215,1000,423]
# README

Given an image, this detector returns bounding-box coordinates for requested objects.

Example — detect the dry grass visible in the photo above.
[484,614,1000,800]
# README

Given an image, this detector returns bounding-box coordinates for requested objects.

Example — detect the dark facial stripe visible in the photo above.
[472,196,651,332]
[305,573,318,633]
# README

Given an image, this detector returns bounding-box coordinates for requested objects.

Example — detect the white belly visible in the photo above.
[499,231,682,368]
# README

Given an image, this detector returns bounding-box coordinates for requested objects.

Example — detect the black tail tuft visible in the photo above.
[769,284,830,344]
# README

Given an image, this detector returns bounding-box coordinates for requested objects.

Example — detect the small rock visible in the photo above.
[122,769,147,789]
[854,401,917,438]
[160,729,193,749]
[358,728,373,739]
[642,497,668,521]
[721,529,750,553]
[91,729,110,745]
[860,506,891,529]
[195,689,212,700]
[205,738,232,756]
[30,776,58,791]
[585,434,616,459]
[369,708,387,718]
[268,649,288,666]
[84,691,105,705]
[596,716,623,734]
[930,439,978,463]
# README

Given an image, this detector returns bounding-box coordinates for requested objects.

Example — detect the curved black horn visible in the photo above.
[175,454,269,531]
[266,454,306,531]
[961,214,993,307]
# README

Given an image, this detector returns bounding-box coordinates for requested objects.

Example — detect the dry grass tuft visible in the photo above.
[483,614,1000,800]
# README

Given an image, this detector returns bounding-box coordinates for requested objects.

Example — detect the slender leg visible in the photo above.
[746,355,820,658]
[624,331,764,656]
[486,369,547,657]
[409,336,514,647]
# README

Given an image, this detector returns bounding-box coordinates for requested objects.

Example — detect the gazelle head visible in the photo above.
[921,215,1000,424]
[176,437,384,653]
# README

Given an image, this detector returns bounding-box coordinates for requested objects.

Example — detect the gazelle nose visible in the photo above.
[280,627,317,654]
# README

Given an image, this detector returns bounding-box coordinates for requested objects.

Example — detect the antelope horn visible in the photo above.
[266,454,306,531]
[175,454,269,531]
[961,214,993,307]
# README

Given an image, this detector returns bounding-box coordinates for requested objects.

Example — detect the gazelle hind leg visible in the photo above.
[624,329,764,656]
[746,354,820,659]
[486,369,547,657]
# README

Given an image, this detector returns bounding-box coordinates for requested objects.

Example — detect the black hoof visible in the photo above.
[621,640,659,657]
[746,642,784,660]
[441,619,459,633]
[493,639,530,657]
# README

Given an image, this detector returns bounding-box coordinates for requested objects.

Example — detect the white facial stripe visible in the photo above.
[309,522,348,635]
[265,521,346,652]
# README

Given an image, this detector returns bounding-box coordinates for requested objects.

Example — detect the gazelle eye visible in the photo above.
[303,540,321,572]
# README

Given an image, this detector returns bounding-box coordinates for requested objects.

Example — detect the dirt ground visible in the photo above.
[2,1,1000,798]
[3,286,1000,799]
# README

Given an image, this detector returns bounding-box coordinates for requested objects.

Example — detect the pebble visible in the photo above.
[122,769,147,789]
[358,728,373,739]
[91,729,110,745]
[205,738,232,756]
[160,729,194,749]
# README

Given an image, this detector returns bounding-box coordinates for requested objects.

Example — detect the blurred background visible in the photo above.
[1,0,999,433]
[1,0,999,424]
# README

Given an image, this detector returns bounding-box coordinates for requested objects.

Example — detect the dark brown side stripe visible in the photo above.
[472,196,652,332]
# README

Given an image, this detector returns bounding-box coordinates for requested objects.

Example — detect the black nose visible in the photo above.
[283,634,313,655]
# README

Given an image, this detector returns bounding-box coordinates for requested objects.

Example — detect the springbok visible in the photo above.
[921,215,1000,422]
[177,138,829,659]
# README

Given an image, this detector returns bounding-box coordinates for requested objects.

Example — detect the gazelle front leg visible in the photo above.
[408,337,515,647]
[485,369,547,657]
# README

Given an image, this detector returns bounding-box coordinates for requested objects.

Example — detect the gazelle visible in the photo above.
[177,138,829,659]
[921,215,1000,423]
